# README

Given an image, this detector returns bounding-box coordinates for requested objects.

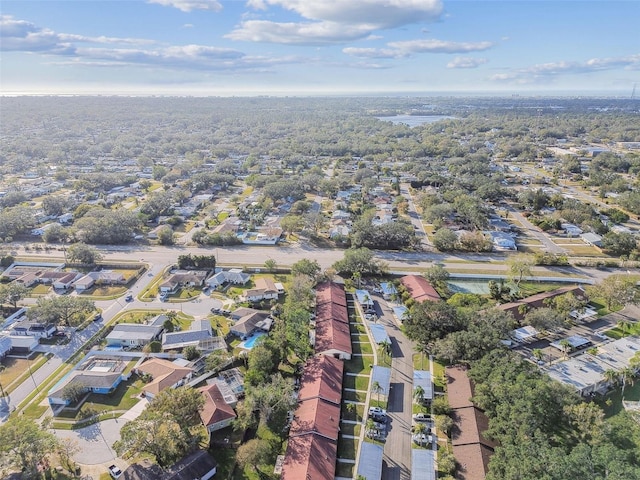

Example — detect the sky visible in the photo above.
[0,0,638,96]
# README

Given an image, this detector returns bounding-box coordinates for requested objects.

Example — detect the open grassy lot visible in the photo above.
[1,354,46,390]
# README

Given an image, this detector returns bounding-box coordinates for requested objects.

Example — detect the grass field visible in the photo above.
[343,374,370,391]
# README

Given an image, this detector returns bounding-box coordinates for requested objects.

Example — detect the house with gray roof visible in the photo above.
[162,319,213,351]
[0,334,11,359]
[206,268,251,289]
[106,323,164,349]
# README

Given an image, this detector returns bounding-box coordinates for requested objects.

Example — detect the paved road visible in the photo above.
[372,294,416,480]
[506,207,567,254]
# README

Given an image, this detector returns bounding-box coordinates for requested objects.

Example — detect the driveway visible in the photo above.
[53,398,148,465]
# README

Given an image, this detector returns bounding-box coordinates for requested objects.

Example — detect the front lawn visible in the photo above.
[337,437,358,460]
[343,374,370,391]
[352,342,373,355]
[344,355,374,374]
[343,390,367,403]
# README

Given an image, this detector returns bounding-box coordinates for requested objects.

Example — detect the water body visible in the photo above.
[375,114,456,127]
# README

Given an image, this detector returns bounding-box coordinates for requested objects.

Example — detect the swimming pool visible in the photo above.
[239,332,266,350]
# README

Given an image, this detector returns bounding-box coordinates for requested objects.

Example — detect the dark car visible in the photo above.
[125,294,134,302]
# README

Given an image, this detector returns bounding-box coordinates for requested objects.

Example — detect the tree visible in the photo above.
[435,414,453,437]
[559,339,572,359]
[603,368,619,388]
[290,258,321,279]
[27,296,95,327]
[41,195,69,217]
[432,227,458,251]
[182,345,200,361]
[524,307,565,332]
[372,380,383,406]
[235,438,273,472]
[0,282,30,308]
[205,349,231,373]
[404,301,466,348]
[280,214,303,236]
[66,242,103,265]
[332,247,388,277]
[507,254,534,286]
[532,349,544,363]
[246,373,297,425]
[61,382,86,405]
[588,274,640,310]
[145,340,162,353]
[0,365,6,397]
[424,264,450,289]
[620,367,635,396]
[264,258,277,273]
[378,339,392,365]
[0,416,60,478]
[414,385,425,405]
[601,231,637,257]
[114,387,205,467]
[156,225,175,246]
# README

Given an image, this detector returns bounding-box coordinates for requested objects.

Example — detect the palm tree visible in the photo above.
[414,385,425,405]
[365,418,376,434]
[413,422,428,446]
[618,319,631,334]
[532,349,544,363]
[378,339,392,365]
[416,343,429,370]
[372,380,383,406]
[604,369,619,389]
[621,367,635,397]
[559,339,571,359]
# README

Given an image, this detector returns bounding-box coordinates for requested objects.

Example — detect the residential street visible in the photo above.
[372,293,416,480]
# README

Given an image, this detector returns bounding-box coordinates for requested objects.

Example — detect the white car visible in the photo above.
[368,406,387,417]
[108,465,122,479]
[412,413,431,423]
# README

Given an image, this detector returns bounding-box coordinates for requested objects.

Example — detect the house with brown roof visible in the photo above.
[400,275,441,303]
[314,317,352,360]
[315,282,347,307]
[241,277,280,303]
[159,270,209,294]
[496,285,586,322]
[136,358,193,398]
[446,366,497,480]
[282,356,344,480]
[198,383,236,433]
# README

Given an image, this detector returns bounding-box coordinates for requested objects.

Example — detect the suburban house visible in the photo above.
[0,334,11,359]
[281,355,344,480]
[159,270,209,294]
[48,354,131,411]
[400,275,441,303]
[37,271,81,289]
[313,282,352,360]
[447,365,497,480]
[496,285,587,322]
[581,232,603,247]
[547,336,640,396]
[205,268,251,289]
[198,383,237,433]
[241,277,280,303]
[6,335,39,355]
[162,319,213,351]
[135,358,194,398]
[121,450,218,480]
[105,322,164,349]
[11,318,57,339]
[74,270,126,292]
[229,309,271,339]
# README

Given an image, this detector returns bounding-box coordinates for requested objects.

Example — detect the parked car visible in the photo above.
[368,406,387,420]
[412,433,433,446]
[93,314,102,322]
[412,413,431,423]
[108,465,122,479]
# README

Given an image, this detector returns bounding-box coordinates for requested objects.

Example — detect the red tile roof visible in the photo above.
[400,275,440,303]
[297,355,344,405]
[315,282,347,307]
[290,396,341,440]
[281,434,337,480]
[314,317,352,357]
[198,384,236,428]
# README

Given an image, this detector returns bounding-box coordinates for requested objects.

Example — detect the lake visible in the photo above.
[375,114,455,127]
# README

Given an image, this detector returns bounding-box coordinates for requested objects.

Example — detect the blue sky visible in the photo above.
[1,0,638,95]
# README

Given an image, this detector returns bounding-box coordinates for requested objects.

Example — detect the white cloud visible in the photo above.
[228,0,443,45]
[227,20,373,45]
[387,39,494,54]
[447,57,488,69]
[343,38,494,59]
[491,54,640,83]
[147,0,222,12]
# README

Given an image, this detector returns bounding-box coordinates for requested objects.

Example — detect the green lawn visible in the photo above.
[339,422,361,436]
[343,374,370,391]
[597,381,640,418]
[352,342,373,355]
[344,355,374,374]
[343,390,367,403]
[413,353,430,370]
[337,437,358,460]
[335,462,354,478]
[341,403,364,423]
[350,323,367,334]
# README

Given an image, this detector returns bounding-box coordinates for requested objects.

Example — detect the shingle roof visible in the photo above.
[400,275,440,303]
[315,282,347,307]
[281,433,337,480]
[137,358,193,396]
[314,317,351,357]
[198,384,236,428]
[297,355,343,405]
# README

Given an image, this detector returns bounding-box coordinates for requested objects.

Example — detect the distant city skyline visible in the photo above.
[1,0,638,96]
